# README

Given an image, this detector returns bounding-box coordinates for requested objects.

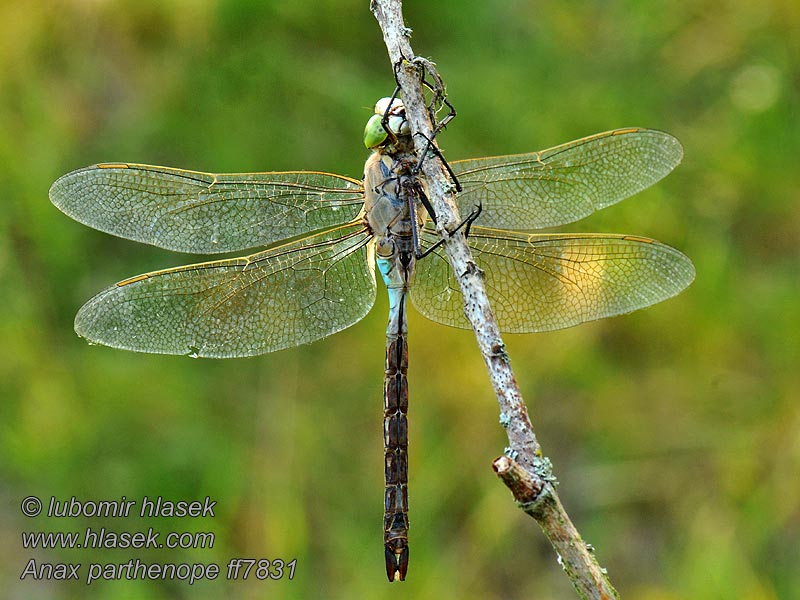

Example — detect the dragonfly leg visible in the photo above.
[432,92,457,134]
[417,202,482,260]
[414,56,456,138]
[399,57,462,191]
[412,131,462,192]
[380,84,403,146]
[406,188,425,258]
[373,173,398,198]
[463,202,483,239]
[416,185,437,226]
[390,54,459,183]
[408,55,456,137]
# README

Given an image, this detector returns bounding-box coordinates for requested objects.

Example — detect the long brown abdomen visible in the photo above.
[383,327,409,581]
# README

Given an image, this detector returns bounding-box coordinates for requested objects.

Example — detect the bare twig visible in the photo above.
[370,1,620,597]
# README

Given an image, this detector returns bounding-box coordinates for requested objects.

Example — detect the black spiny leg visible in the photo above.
[413,130,462,193]
[417,203,483,260]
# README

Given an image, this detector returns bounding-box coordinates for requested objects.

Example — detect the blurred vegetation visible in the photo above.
[1,0,798,598]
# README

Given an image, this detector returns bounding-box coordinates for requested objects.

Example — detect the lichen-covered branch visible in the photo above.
[370,1,620,598]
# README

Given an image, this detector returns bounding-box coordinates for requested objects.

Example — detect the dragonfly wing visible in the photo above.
[50,163,365,253]
[451,129,682,230]
[411,228,694,333]
[75,224,375,358]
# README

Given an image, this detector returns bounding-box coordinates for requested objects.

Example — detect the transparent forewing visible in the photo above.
[451,129,683,230]
[411,228,695,333]
[50,163,365,254]
[75,224,375,358]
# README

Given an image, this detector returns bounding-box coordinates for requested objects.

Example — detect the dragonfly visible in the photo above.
[50,97,695,582]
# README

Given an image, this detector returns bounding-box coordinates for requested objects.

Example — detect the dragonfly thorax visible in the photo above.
[363,150,427,241]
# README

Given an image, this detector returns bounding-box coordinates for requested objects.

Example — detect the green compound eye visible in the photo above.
[364,114,388,148]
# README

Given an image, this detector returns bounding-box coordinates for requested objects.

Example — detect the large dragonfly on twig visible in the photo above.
[50,96,694,582]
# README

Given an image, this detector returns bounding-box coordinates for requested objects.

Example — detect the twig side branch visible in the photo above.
[370,1,620,599]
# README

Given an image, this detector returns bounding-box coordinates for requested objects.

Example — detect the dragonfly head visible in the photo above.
[364,97,410,149]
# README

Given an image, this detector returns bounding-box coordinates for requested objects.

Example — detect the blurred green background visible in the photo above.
[1,0,798,598]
